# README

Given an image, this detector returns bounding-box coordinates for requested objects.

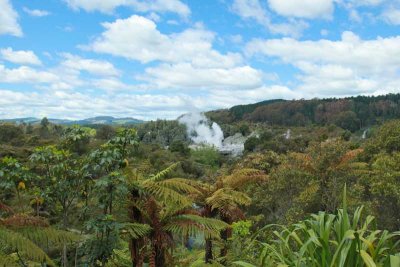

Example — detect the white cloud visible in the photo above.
[0,89,198,120]
[1,47,42,65]
[231,0,308,37]
[295,62,379,96]
[91,78,131,92]
[61,54,120,76]
[268,0,334,19]
[382,8,400,25]
[88,15,265,92]
[89,16,242,68]
[65,0,190,17]
[0,85,303,120]
[140,63,263,90]
[0,0,22,36]
[0,65,59,84]
[23,7,50,17]
[207,85,300,108]
[246,31,400,96]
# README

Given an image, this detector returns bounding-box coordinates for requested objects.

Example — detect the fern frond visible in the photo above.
[338,148,363,166]
[155,178,201,195]
[1,214,49,227]
[0,253,19,267]
[17,227,80,248]
[223,168,267,189]
[206,188,251,211]
[0,227,55,266]
[122,223,152,239]
[163,214,228,239]
[105,247,132,267]
[147,163,180,182]
[142,182,192,205]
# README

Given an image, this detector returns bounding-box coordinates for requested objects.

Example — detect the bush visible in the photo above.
[0,124,23,143]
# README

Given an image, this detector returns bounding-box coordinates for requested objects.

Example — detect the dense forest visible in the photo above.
[208,94,400,132]
[2,94,400,266]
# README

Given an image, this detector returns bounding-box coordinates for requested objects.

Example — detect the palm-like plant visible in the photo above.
[234,188,400,267]
[192,168,267,263]
[124,163,220,266]
[134,196,228,267]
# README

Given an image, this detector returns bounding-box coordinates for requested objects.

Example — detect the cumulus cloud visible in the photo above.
[65,0,190,17]
[61,54,120,76]
[0,0,22,36]
[23,7,50,17]
[207,85,301,108]
[88,16,242,68]
[1,48,42,65]
[140,63,263,90]
[268,0,334,19]
[246,31,400,96]
[231,0,308,37]
[0,65,59,84]
[87,15,264,91]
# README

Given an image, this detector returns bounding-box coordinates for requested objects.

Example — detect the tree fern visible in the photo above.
[0,227,55,266]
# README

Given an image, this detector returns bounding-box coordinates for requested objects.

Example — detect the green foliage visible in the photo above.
[209,94,400,130]
[136,119,187,146]
[3,102,400,266]
[0,157,30,192]
[234,195,400,267]
[244,136,258,152]
[232,220,252,238]
[0,227,56,266]
[169,140,190,156]
[96,125,116,140]
[62,125,96,154]
[0,124,23,143]
[191,147,221,168]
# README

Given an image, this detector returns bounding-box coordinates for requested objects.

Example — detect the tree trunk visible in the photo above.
[62,244,68,267]
[155,245,165,267]
[203,205,216,263]
[205,239,213,263]
[220,215,232,260]
[129,189,144,267]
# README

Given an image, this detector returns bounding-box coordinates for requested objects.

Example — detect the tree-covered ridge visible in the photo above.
[209,93,400,132]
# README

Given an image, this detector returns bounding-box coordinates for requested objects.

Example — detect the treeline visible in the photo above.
[209,93,400,132]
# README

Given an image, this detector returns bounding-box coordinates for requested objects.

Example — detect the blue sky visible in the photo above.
[1,0,400,120]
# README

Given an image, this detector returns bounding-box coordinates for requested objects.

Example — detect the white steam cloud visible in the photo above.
[178,112,224,148]
[178,112,246,156]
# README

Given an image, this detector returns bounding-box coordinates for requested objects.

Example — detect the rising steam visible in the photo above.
[178,112,246,155]
[178,112,224,148]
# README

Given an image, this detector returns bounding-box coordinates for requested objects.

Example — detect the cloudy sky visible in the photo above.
[1,0,400,120]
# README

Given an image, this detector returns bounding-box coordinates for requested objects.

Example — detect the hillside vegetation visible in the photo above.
[2,94,400,266]
[208,94,400,132]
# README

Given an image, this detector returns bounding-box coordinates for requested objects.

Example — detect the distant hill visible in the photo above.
[1,116,144,125]
[207,93,400,132]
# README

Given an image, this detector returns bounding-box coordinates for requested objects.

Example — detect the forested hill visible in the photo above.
[207,93,400,132]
